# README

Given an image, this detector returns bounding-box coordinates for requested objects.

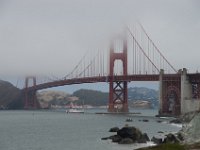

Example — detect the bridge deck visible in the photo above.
[25,75,160,91]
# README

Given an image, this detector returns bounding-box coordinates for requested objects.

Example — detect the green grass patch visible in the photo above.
[137,143,186,150]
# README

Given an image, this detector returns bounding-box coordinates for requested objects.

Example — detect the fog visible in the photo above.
[0,0,199,91]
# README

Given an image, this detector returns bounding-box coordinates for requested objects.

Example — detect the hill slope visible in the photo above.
[0,79,158,109]
[73,87,158,107]
[0,80,23,109]
[73,89,108,106]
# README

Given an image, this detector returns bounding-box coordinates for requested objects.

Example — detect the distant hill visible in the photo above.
[73,89,108,106]
[37,90,71,108]
[0,80,23,109]
[0,79,159,109]
[73,87,158,108]
[128,87,158,100]
[37,87,158,108]
[128,87,159,108]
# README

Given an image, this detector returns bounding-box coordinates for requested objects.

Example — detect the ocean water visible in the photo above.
[0,109,181,150]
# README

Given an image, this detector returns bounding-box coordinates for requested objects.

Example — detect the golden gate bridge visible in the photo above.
[22,23,200,116]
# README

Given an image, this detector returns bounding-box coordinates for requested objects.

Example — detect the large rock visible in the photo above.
[119,138,134,144]
[102,125,150,144]
[138,133,150,143]
[151,136,163,145]
[109,135,122,143]
[101,137,110,140]
[151,133,180,145]
[163,133,180,144]
[109,127,119,132]
[170,118,182,124]
[176,132,184,141]
[117,126,142,142]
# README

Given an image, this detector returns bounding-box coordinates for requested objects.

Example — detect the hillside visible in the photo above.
[72,87,158,107]
[128,87,158,100]
[37,90,71,108]
[128,87,159,108]
[73,89,108,106]
[0,80,23,109]
[37,87,158,108]
[0,79,159,109]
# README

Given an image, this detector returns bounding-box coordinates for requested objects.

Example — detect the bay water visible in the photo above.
[0,109,181,150]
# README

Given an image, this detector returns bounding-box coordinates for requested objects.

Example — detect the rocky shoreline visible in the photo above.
[102,124,183,145]
[101,111,200,150]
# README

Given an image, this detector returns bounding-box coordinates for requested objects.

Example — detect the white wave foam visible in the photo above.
[133,142,156,150]
[170,123,183,128]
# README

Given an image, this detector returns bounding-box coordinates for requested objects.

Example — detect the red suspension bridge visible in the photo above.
[23,24,200,116]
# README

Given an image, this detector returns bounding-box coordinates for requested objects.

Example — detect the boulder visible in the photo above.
[102,125,150,144]
[151,136,163,145]
[176,132,184,141]
[117,126,142,142]
[138,133,150,143]
[170,118,182,124]
[163,133,180,144]
[119,138,134,144]
[109,127,119,132]
[101,137,110,140]
[109,135,122,143]
[143,119,149,122]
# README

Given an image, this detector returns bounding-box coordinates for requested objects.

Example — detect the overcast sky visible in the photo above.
[0,0,200,91]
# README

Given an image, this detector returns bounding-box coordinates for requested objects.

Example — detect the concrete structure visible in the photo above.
[159,68,200,116]
[181,68,200,114]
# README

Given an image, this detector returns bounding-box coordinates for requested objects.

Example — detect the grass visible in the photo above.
[137,143,186,150]
[186,142,200,149]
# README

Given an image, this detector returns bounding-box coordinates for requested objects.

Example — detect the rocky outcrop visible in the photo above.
[163,133,181,144]
[180,112,200,144]
[151,136,163,145]
[109,127,119,132]
[151,133,183,145]
[169,118,182,124]
[139,133,150,143]
[102,126,150,144]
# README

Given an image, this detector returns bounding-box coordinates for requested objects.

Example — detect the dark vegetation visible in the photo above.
[0,80,23,109]
[137,143,186,150]
[128,87,158,100]
[73,89,108,106]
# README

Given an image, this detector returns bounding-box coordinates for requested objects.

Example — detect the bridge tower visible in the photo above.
[108,37,128,112]
[24,76,39,109]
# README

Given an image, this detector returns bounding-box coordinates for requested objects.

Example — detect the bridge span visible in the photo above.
[24,70,200,116]
[23,24,200,116]
[26,75,159,91]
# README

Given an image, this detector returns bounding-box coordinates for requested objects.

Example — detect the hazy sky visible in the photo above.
[0,0,200,91]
